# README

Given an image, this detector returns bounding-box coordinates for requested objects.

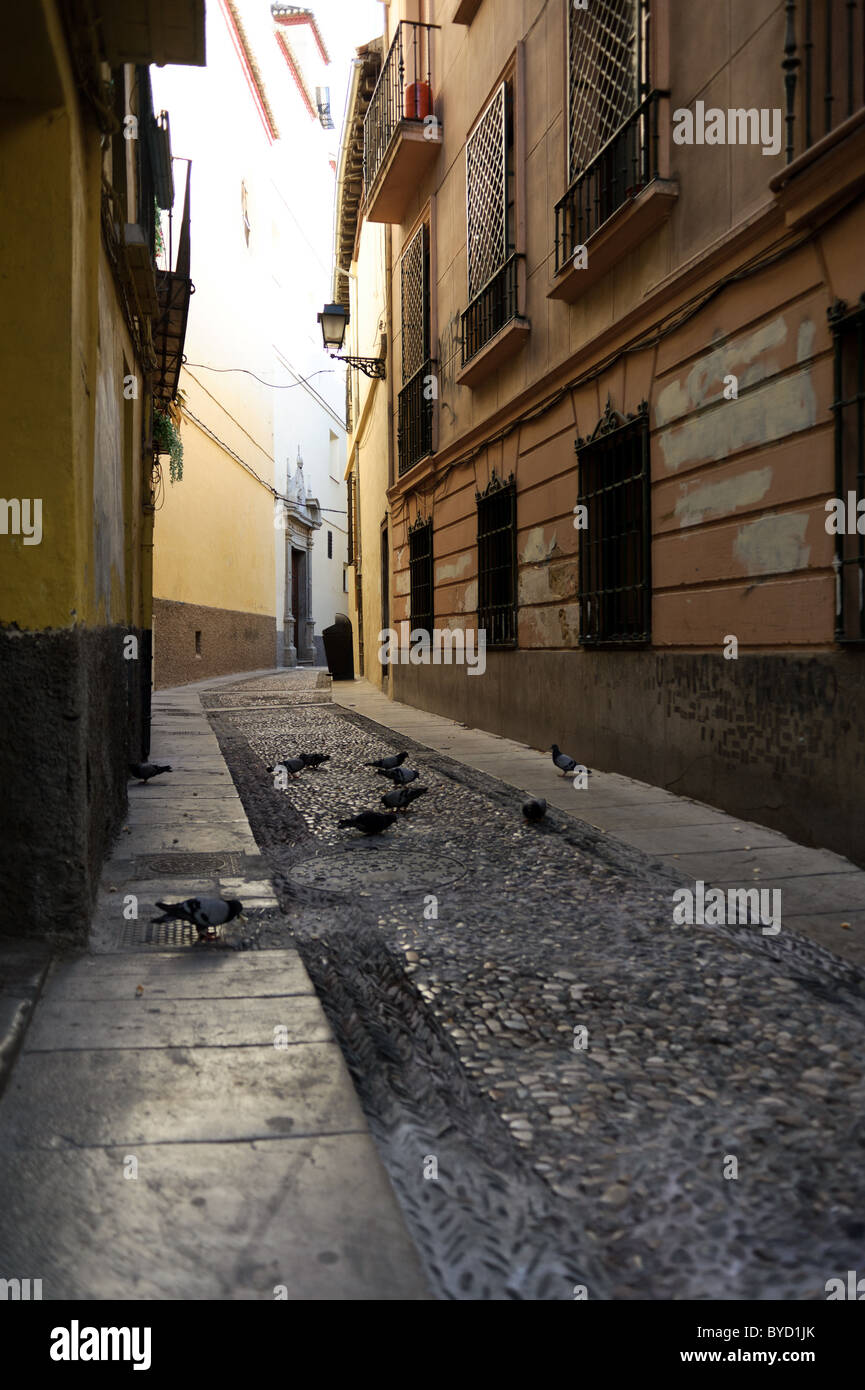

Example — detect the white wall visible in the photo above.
[153,0,384,663]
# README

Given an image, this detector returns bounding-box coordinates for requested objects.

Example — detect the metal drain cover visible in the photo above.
[133,852,243,878]
[117,918,197,948]
[287,848,466,896]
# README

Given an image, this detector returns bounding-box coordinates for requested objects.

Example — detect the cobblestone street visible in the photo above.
[202,672,865,1301]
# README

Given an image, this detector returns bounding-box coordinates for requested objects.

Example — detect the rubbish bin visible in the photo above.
[322,612,354,681]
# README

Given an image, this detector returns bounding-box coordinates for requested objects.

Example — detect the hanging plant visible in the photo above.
[154,198,165,258]
[153,406,183,483]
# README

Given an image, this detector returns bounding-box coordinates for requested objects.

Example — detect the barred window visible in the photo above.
[476,473,517,647]
[462,79,520,364]
[556,1,655,269]
[347,472,358,567]
[398,223,433,475]
[830,297,865,642]
[327,530,333,559]
[577,401,651,645]
[409,518,434,637]
[568,0,643,180]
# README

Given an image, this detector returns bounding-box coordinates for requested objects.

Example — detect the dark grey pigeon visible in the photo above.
[338,810,397,835]
[152,897,244,942]
[365,751,408,771]
[381,784,428,811]
[379,765,419,785]
[522,798,547,822]
[266,757,305,777]
[550,745,591,776]
[299,753,330,768]
[129,762,172,783]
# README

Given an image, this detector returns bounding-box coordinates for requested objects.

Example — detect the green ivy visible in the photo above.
[153,407,183,483]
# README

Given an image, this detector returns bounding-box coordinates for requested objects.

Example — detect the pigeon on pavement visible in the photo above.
[365,751,408,771]
[151,897,244,942]
[266,757,305,777]
[338,810,397,834]
[522,798,547,822]
[128,762,172,783]
[381,784,428,811]
[550,745,591,776]
[299,753,330,768]
[378,765,419,785]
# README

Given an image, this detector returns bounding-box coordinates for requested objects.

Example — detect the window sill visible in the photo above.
[453,0,483,22]
[456,315,530,389]
[769,108,865,230]
[548,178,678,304]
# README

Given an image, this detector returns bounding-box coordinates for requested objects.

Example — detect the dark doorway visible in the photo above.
[381,524,389,634]
[292,548,302,634]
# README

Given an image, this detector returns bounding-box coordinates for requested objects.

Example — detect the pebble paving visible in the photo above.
[202,673,865,1301]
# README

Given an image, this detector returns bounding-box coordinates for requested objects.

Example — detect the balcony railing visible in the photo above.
[398,357,435,476]
[461,253,522,366]
[363,20,437,196]
[554,90,663,274]
[783,0,865,162]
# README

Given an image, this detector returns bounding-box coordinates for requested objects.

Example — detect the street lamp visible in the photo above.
[317,302,386,380]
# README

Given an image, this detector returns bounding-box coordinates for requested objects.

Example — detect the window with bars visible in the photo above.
[347,472,358,566]
[577,401,651,646]
[556,0,658,271]
[398,222,434,475]
[327,530,333,559]
[830,297,865,642]
[462,78,521,364]
[409,518,434,636]
[476,474,517,647]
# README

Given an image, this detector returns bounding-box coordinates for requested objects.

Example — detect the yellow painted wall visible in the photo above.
[345,217,391,686]
[153,369,276,617]
[0,3,148,634]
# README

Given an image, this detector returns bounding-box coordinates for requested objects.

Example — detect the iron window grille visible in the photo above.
[829,296,865,642]
[363,21,439,196]
[577,400,651,646]
[555,0,661,272]
[398,223,434,475]
[783,1,865,163]
[462,79,521,363]
[409,517,434,636]
[327,530,333,559]
[476,472,517,647]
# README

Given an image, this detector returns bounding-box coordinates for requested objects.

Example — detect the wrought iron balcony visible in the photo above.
[363,20,442,223]
[398,357,435,476]
[554,90,663,274]
[782,0,865,163]
[461,253,522,366]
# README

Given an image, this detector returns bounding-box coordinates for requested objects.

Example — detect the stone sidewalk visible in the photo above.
[332,678,865,970]
[0,671,429,1300]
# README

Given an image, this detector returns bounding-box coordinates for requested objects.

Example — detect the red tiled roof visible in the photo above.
[221,0,279,142]
[275,31,317,120]
[271,5,330,64]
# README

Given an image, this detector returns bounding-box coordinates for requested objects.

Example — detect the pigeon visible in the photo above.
[338,810,397,835]
[299,753,330,768]
[266,757,305,777]
[365,751,408,771]
[151,897,244,942]
[522,798,547,822]
[381,784,428,811]
[378,765,419,785]
[550,745,591,776]
[128,762,172,783]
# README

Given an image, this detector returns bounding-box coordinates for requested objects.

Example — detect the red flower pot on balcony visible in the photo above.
[405,80,432,120]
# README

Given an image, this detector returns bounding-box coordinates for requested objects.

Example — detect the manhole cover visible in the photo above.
[133,852,243,877]
[287,848,466,896]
